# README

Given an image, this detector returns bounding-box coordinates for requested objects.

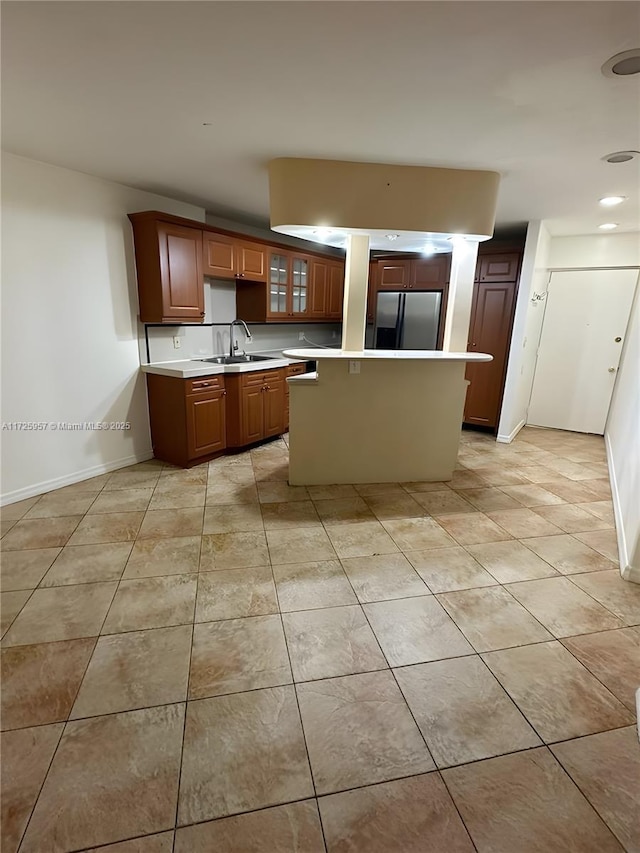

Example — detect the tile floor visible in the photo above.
[1,426,639,852]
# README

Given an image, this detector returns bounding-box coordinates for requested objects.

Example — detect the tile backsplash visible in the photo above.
[143,279,341,363]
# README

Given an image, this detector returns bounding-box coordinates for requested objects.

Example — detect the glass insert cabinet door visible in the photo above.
[269,253,288,314]
[291,257,308,314]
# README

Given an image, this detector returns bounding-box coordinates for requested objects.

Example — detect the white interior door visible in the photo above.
[528,269,638,434]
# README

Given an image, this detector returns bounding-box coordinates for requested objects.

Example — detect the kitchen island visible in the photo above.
[283,348,492,485]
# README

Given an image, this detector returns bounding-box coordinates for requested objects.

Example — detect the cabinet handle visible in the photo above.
[196,382,210,387]
[265,385,270,390]
[222,390,227,396]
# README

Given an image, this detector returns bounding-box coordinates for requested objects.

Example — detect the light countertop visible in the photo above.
[283,348,493,362]
[140,351,313,378]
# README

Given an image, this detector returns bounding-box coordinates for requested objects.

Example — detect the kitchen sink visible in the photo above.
[196,354,276,365]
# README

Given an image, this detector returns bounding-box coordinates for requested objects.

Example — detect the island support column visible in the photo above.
[442,239,479,352]
[341,234,370,352]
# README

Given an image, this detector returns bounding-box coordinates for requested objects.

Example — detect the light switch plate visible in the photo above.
[349,360,361,374]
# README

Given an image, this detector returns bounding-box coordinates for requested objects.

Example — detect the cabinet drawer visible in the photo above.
[287,363,307,377]
[185,375,225,395]
[241,368,285,388]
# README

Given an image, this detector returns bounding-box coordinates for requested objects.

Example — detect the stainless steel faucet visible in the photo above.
[229,319,252,357]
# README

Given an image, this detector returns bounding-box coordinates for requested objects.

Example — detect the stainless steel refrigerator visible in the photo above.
[374,291,443,350]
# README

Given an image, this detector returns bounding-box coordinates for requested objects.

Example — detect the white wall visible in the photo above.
[1,152,204,504]
[605,276,640,580]
[548,232,640,269]
[497,220,551,441]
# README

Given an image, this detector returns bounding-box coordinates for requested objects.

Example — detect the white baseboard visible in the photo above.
[604,432,634,581]
[496,419,526,444]
[1,450,155,506]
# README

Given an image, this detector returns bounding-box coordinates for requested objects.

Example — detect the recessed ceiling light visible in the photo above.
[603,151,640,164]
[599,196,626,206]
[602,49,640,77]
[385,234,399,241]
[599,223,619,230]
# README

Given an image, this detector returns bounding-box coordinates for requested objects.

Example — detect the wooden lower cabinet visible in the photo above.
[225,368,286,448]
[146,373,226,466]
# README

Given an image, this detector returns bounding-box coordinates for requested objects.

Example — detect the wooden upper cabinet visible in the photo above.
[309,260,329,318]
[378,259,412,289]
[290,254,311,317]
[327,262,344,319]
[477,253,520,283]
[202,233,267,282]
[129,214,205,324]
[267,251,291,318]
[413,255,450,288]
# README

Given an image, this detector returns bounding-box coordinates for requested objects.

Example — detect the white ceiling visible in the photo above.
[3,1,639,238]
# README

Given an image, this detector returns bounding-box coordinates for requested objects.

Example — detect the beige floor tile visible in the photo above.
[206,481,259,504]
[137,508,204,540]
[364,493,427,520]
[313,496,376,525]
[498,484,566,507]
[436,512,512,546]
[406,546,498,592]
[68,512,144,546]
[21,704,184,853]
[298,670,434,794]
[147,485,206,511]
[122,537,200,579]
[437,586,553,652]
[87,489,154,515]
[195,566,278,621]
[203,503,264,534]
[412,490,475,516]
[78,832,175,851]
[459,488,522,512]
[1,723,64,853]
[562,628,640,710]
[571,570,640,625]
[161,464,209,485]
[395,657,540,767]
[482,641,634,741]
[1,547,61,590]
[574,529,620,563]
[0,590,31,637]
[23,492,97,518]
[1,497,42,521]
[448,469,490,489]
[486,507,563,538]
[178,686,313,824]
[102,575,197,633]
[307,484,358,500]
[539,479,602,503]
[283,605,387,681]
[354,483,405,497]
[364,596,473,666]
[261,499,322,529]
[443,748,622,853]
[319,773,474,853]
[578,500,615,525]
[210,465,257,486]
[467,540,559,583]
[581,478,613,500]
[174,801,325,853]
[522,533,617,574]
[512,464,561,483]
[200,531,269,570]
[533,503,612,534]
[104,471,161,491]
[381,517,455,551]
[1,638,96,730]
[401,480,452,492]
[252,462,290,483]
[71,625,192,718]
[267,527,337,564]
[505,576,623,637]
[340,552,428,602]
[53,474,113,496]
[257,482,309,503]
[2,582,118,647]
[189,615,291,698]
[1,516,82,551]
[551,727,640,852]
[326,520,399,558]
[272,560,357,611]
[1,519,17,537]
[467,466,530,486]
[41,542,133,586]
